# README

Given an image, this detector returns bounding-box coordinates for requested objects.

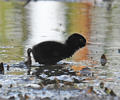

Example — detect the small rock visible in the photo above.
[0,84,2,88]
[100,82,104,89]
[110,90,116,96]
[100,54,107,66]
[0,62,4,74]
[24,94,29,100]
[7,65,10,71]
[9,96,15,100]
[18,94,24,100]
[118,49,120,53]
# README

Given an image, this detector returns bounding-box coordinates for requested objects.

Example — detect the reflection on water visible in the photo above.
[0,1,27,63]
[90,4,120,95]
[66,3,91,61]
[26,1,67,48]
[1,0,120,98]
[0,1,89,63]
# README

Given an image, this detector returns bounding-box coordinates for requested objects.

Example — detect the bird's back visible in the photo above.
[32,41,68,65]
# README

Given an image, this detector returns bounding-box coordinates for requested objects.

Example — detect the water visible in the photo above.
[0,0,120,99]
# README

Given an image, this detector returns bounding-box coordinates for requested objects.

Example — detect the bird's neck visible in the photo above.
[65,45,79,58]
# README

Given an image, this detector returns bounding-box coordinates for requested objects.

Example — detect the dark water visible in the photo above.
[0,0,120,99]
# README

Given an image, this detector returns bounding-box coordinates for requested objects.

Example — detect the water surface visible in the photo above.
[0,0,120,99]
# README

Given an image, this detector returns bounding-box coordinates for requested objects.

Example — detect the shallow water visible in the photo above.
[0,0,120,99]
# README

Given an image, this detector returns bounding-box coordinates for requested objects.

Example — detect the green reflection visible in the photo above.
[0,1,28,63]
[66,2,91,35]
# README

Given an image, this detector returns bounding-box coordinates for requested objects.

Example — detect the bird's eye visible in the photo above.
[80,39,83,42]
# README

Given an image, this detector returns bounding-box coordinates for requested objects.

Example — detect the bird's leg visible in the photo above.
[25,48,32,75]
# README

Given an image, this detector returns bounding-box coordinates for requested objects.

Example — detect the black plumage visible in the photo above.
[27,33,86,65]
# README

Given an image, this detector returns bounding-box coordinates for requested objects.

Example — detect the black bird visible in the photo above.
[27,33,86,65]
